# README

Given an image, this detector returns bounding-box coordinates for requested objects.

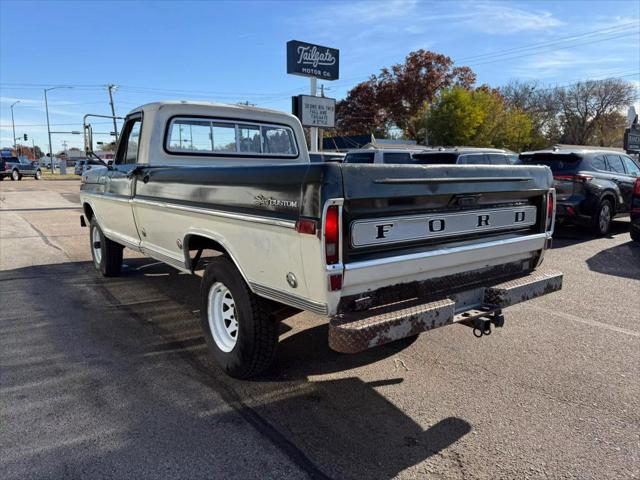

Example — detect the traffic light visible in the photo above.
[23,134,28,141]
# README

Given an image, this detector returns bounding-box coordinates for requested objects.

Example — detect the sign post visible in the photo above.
[287,40,339,153]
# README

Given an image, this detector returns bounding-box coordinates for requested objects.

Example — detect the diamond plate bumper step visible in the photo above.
[329,270,563,353]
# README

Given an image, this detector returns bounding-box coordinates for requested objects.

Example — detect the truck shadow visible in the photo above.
[1,258,471,480]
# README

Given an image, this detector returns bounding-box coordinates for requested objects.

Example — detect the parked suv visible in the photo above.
[0,156,42,181]
[343,148,422,164]
[413,148,519,165]
[631,177,640,242]
[520,148,640,235]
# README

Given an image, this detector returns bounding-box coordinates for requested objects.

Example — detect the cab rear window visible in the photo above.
[344,152,375,164]
[519,153,581,173]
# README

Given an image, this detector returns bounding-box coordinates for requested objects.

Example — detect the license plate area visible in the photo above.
[350,206,537,248]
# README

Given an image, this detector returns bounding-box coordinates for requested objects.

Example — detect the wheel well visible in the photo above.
[184,234,230,272]
[83,203,94,221]
[601,192,616,211]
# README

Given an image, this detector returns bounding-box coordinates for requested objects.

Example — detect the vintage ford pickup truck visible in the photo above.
[80,101,562,378]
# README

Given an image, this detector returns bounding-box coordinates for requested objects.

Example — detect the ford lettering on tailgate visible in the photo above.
[351,206,537,247]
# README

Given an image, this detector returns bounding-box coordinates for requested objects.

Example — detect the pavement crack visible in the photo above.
[21,217,66,255]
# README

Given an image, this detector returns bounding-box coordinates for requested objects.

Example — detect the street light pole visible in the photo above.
[44,86,73,173]
[10,100,20,152]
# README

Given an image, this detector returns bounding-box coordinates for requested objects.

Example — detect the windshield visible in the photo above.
[519,153,582,173]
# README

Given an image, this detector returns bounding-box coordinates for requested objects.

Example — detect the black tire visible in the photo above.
[11,169,19,181]
[631,222,640,242]
[200,257,278,379]
[591,199,613,236]
[89,217,123,277]
[34,169,42,180]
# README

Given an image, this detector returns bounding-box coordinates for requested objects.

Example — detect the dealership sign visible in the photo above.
[287,40,339,80]
[292,95,336,128]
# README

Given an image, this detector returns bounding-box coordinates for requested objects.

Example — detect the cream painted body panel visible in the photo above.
[131,199,310,300]
[82,193,141,249]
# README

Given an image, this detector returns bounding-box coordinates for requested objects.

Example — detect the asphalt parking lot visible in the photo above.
[1,179,639,480]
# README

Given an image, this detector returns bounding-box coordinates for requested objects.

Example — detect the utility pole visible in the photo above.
[44,86,74,173]
[10,100,20,152]
[107,84,119,141]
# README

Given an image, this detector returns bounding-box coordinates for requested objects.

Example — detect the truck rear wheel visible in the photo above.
[89,217,123,277]
[200,257,278,378]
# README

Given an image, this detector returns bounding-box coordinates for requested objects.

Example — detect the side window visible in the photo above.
[458,154,487,165]
[383,152,413,164]
[591,155,607,171]
[621,156,640,176]
[116,117,142,165]
[486,154,509,165]
[605,155,625,174]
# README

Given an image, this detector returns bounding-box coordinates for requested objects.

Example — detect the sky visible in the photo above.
[0,0,639,151]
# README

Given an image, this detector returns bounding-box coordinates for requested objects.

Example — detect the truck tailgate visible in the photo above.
[337,164,553,297]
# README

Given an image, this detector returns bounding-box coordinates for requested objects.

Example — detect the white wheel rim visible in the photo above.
[208,282,238,352]
[92,226,102,265]
[12,171,18,180]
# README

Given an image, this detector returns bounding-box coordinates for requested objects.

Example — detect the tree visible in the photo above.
[335,79,388,136]
[500,81,561,149]
[99,141,116,151]
[555,79,636,145]
[424,86,532,151]
[376,50,476,139]
[335,49,476,138]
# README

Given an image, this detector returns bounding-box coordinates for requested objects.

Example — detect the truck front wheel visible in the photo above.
[200,257,278,378]
[89,217,123,277]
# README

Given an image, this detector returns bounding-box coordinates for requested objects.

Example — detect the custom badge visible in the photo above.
[254,194,298,209]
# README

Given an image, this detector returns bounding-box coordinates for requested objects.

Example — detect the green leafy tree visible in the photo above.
[425,86,532,151]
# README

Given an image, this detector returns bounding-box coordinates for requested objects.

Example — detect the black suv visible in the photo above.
[520,148,640,235]
[412,147,520,165]
[0,156,42,181]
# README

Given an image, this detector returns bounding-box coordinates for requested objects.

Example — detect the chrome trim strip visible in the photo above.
[82,191,131,204]
[345,233,549,271]
[250,282,328,316]
[141,246,189,273]
[374,176,532,184]
[133,198,296,229]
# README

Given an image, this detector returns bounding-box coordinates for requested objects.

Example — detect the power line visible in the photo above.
[456,22,639,62]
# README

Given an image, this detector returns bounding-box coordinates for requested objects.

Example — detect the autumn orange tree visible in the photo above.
[335,49,476,139]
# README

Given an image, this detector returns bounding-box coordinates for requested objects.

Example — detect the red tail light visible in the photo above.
[324,205,340,265]
[553,174,592,182]
[546,191,555,230]
[634,178,640,196]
